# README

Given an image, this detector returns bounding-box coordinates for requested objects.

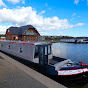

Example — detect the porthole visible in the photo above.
[20,47,22,53]
[9,45,10,49]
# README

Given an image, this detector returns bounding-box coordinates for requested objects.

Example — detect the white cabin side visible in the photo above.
[0,41,34,62]
[0,40,53,65]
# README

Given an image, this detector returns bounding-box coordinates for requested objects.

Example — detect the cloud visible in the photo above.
[0,6,84,34]
[58,31,64,34]
[0,0,6,7]
[74,0,88,5]
[74,0,79,5]
[6,0,20,4]
[39,10,45,15]
[70,18,74,21]
[22,0,25,4]
[0,25,10,34]
[75,23,84,27]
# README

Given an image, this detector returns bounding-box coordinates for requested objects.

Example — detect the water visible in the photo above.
[52,42,88,64]
[52,42,88,88]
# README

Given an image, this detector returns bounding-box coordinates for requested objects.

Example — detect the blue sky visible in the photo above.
[0,0,88,37]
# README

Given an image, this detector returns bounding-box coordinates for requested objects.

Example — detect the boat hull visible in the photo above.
[55,67,88,84]
[55,73,88,85]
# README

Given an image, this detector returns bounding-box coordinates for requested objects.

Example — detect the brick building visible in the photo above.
[6,25,40,41]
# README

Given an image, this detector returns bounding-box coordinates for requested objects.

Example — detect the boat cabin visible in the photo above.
[0,40,52,65]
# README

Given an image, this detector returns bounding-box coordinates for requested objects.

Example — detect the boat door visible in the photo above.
[39,45,48,65]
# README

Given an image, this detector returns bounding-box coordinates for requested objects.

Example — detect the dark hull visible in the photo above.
[36,64,88,84]
[57,73,88,84]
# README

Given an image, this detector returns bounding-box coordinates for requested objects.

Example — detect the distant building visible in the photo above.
[40,36,45,40]
[0,34,6,40]
[60,39,88,43]
[0,36,6,40]
[6,25,41,41]
[43,36,74,40]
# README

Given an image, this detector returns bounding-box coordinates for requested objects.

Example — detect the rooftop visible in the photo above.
[8,25,36,35]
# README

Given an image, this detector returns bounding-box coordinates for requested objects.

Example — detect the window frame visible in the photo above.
[48,44,51,55]
[34,45,39,58]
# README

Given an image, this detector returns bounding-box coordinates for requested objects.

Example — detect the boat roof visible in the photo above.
[0,40,51,45]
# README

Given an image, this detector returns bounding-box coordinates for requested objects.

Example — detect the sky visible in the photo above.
[0,0,88,37]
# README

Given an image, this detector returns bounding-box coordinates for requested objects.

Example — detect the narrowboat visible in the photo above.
[0,40,88,83]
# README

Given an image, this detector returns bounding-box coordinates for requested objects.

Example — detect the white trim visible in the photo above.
[57,68,88,76]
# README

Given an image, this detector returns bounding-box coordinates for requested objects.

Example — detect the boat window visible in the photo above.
[48,45,51,55]
[34,46,39,58]
[9,45,10,49]
[1,43,3,48]
[45,46,47,55]
[20,47,22,53]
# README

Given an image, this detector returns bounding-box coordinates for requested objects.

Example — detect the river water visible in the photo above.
[52,42,88,64]
[52,42,88,88]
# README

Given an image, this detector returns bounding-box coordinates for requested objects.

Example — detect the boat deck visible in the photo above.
[49,56,66,65]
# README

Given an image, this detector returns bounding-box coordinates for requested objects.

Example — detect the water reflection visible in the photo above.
[52,43,88,64]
